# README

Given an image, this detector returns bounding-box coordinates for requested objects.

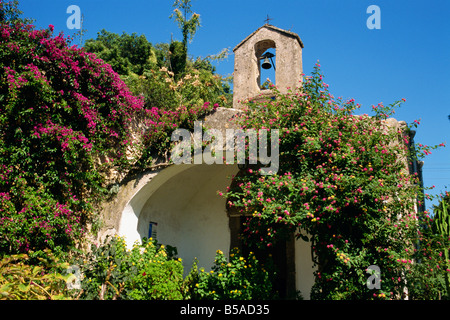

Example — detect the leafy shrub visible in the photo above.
[126,240,185,300]
[76,236,186,300]
[75,237,279,300]
[0,249,71,300]
[189,248,278,300]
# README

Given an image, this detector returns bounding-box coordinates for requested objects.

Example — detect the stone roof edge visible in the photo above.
[233,24,304,52]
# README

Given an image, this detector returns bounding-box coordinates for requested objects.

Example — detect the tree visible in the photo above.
[0,0,31,24]
[168,40,187,77]
[82,28,232,110]
[170,0,201,49]
[84,29,157,76]
[168,0,201,78]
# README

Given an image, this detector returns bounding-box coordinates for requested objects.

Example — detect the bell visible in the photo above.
[261,57,272,69]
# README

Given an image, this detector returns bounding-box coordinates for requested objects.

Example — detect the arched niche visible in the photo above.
[118,163,239,273]
[254,39,276,90]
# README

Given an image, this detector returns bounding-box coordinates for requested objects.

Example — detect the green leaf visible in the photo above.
[0,283,13,295]
[18,283,30,292]
[32,266,42,276]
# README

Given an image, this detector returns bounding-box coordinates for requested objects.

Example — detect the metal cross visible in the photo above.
[264,15,273,24]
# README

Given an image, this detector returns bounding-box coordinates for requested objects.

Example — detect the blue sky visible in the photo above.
[18,0,450,210]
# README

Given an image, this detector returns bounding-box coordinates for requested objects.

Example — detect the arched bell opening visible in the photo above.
[254,40,276,91]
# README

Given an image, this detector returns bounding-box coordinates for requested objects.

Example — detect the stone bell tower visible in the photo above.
[232,24,304,108]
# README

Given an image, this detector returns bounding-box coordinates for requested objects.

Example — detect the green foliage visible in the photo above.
[0,0,33,24]
[124,66,231,112]
[189,248,278,300]
[169,40,187,77]
[74,236,280,300]
[222,62,445,299]
[84,29,157,76]
[434,192,450,238]
[429,192,450,298]
[83,29,232,109]
[0,249,71,300]
[126,240,185,300]
[76,236,186,300]
[406,218,450,300]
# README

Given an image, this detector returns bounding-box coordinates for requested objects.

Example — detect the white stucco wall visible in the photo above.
[295,237,316,300]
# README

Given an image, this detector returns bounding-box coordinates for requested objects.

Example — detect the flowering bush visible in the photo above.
[222,62,444,299]
[0,21,147,254]
[189,248,278,300]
